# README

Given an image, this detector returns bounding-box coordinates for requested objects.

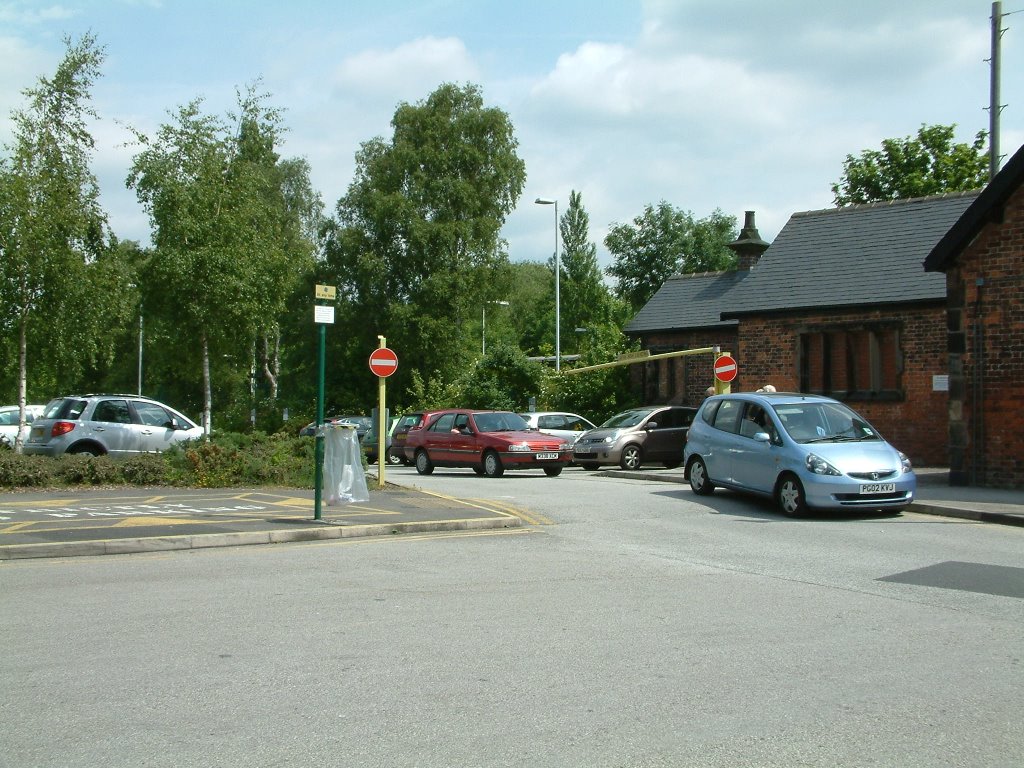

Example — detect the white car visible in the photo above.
[0,404,44,449]
[518,411,596,447]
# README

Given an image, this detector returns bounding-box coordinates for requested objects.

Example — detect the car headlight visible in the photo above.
[602,431,619,444]
[805,453,841,476]
[899,451,913,473]
[508,443,532,452]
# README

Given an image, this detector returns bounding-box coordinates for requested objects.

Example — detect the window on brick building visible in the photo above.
[798,325,902,401]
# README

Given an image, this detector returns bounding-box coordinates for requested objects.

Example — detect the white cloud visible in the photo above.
[332,36,480,98]
[0,3,76,24]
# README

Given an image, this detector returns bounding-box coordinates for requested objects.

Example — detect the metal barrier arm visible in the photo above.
[560,346,718,375]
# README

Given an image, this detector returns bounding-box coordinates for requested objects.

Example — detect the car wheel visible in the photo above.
[619,444,642,470]
[543,466,563,477]
[415,450,434,475]
[688,457,715,495]
[777,474,807,517]
[69,444,102,457]
[386,451,404,466]
[482,450,504,478]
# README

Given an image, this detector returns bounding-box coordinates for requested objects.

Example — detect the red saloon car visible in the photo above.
[403,409,572,477]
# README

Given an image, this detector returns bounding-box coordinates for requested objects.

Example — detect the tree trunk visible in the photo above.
[202,332,212,437]
[16,310,28,454]
[262,331,279,401]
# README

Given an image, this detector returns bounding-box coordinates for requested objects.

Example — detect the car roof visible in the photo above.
[519,411,585,417]
[708,392,838,405]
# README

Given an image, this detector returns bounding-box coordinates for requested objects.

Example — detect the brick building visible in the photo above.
[924,142,1024,488]
[625,195,979,467]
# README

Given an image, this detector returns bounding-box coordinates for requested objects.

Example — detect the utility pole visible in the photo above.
[989,1,1004,180]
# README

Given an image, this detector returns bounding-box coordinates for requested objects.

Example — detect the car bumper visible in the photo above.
[802,472,916,510]
[572,445,622,465]
[498,450,573,467]
[22,443,62,457]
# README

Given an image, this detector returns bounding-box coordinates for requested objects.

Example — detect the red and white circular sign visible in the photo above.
[713,354,738,383]
[368,347,398,377]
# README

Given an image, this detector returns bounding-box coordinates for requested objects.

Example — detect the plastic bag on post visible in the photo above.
[324,424,370,505]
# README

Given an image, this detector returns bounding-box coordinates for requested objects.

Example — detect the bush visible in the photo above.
[0,433,318,491]
[0,451,57,487]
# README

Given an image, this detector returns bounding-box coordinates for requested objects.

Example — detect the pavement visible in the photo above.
[0,467,1020,561]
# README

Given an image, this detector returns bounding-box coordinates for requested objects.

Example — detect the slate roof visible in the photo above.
[721,192,979,318]
[925,142,1024,272]
[624,270,749,334]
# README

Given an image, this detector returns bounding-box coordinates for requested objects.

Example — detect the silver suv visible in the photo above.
[23,394,203,458]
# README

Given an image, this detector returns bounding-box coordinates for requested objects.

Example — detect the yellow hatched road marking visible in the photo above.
[110,516,219,528]
[0,521,37,533]
[465,498,554,526]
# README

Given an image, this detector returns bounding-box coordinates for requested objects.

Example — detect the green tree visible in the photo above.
[461,344,544,410]
[559,190,616,353]
[831,123,989,206]
[128,85,316,433]
[0,34,130,448]
[323,83,526,406]
[604,203,736,314]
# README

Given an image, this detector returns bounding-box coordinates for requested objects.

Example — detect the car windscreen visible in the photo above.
[774,402,881,443]
[600,408,654,429]
[473,412,530,432]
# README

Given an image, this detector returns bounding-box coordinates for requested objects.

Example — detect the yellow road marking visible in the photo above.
[0,521,37,533]
[466,497,554,525]
[403,487,549,524]
[110,516,213,528]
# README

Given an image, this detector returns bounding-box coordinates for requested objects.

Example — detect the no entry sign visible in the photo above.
[369,347,398,377]
[714,354,738,383]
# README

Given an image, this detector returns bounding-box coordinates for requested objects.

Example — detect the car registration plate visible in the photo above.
[535,452,559,460]
[860,482,896,494]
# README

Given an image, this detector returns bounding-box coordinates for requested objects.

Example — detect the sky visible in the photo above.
[2,0,1022,271]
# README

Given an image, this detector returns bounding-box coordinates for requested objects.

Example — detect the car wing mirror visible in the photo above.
[646,421,658,430]
[753,431,771,442]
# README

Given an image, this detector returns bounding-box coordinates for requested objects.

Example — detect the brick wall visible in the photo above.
[735,306,947,466]
[945,184,1024,488]
[630,328,739,408]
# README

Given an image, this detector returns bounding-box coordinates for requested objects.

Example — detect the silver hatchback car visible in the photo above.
[23,394,203,458]
[683,392,915,516]
[573,405,696,470]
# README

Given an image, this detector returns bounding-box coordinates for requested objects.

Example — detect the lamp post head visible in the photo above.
[534,197,556,205]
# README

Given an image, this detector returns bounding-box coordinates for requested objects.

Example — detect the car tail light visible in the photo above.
[51,421,76,437]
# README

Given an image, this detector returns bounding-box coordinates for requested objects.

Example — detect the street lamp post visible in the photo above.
[482,300,510,355]
[534,197,560,371]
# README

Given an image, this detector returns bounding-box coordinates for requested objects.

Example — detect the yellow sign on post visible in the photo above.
[315,284,337,301]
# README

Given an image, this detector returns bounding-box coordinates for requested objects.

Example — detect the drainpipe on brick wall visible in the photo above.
[972,278,985,485]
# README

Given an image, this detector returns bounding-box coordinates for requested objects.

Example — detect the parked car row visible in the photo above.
[7,390,916,519]
[394,395,917,519]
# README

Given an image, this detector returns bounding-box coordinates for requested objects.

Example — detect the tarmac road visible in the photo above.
[0,466,1021,560]
[0,485,529,560]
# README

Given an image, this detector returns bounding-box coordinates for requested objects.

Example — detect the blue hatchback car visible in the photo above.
[683,392,915,516]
